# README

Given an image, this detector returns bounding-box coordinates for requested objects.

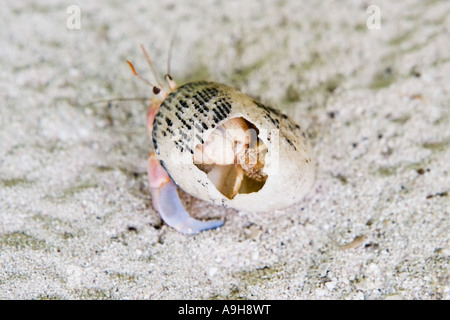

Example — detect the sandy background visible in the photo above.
[0,0,449,299]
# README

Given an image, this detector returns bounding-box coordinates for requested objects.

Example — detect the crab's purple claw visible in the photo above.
[148,153,224,235]
[152,181,224,234]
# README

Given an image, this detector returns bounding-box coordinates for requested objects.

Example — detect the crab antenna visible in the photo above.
[126,60,162,95]
[167,28,178,77]
[140,44,162,87]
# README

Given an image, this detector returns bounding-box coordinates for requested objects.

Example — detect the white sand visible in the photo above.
[0,0,449,299]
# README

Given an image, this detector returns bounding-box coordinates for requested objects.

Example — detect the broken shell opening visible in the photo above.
[193,117,268,199]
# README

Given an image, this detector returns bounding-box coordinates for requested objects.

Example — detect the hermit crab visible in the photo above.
[127,46,315,234]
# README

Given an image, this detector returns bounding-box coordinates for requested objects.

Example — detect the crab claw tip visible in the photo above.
[175,217,225,235]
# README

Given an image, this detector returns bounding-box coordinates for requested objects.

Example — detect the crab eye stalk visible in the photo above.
[165,74,178,91]
[126,60,168,98]
[153,87,161,95]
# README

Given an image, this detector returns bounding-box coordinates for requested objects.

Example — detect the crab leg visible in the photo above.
[146,98,162,135]
[147,153,224,235]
